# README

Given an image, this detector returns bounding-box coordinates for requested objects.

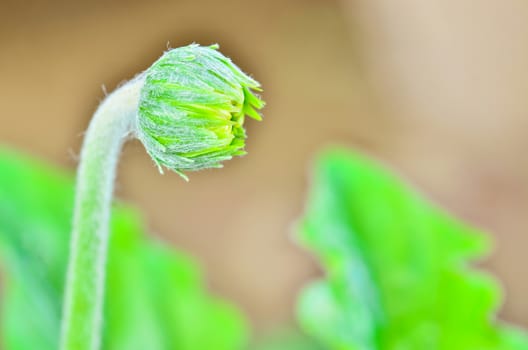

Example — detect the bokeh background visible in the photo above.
[1,0,528,335]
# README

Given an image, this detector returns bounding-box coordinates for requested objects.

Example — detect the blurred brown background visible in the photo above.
[1,0,527,334]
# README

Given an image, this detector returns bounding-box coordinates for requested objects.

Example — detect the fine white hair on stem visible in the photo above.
[60,75,145,350]
[60,44,264,350]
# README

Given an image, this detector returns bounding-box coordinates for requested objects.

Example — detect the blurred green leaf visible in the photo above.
[0,147,248,350]
[297,148,528,350]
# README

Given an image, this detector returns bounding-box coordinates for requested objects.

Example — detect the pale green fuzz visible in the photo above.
[60,44,263,350]
[137,44,264,178]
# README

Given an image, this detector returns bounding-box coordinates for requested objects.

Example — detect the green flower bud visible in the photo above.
[136,44,264,178]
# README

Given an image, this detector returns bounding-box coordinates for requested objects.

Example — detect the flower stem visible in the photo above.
[60,76,144,350]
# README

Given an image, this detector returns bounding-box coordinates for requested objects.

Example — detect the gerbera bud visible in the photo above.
[61,43,264,350]
[136,44,264,179]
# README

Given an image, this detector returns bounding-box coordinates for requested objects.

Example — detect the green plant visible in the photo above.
[2,144,527,350]
[0,147,248,350]
[296,148,528,350]
[61,44,263,350]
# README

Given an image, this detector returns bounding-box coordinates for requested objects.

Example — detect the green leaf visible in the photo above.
[0,147,248,350]
[297,148,528,350]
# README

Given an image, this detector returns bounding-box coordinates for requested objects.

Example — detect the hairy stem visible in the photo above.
[60,76,144,350]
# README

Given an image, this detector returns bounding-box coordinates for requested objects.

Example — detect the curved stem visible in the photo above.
[60,76,144,350]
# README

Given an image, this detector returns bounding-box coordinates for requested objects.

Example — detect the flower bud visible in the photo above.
[136,44,264,178]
